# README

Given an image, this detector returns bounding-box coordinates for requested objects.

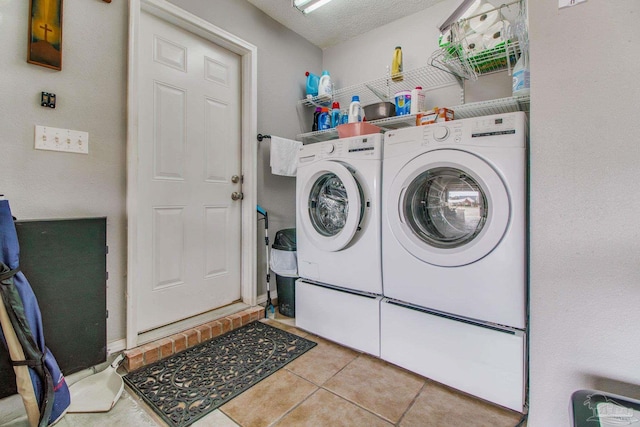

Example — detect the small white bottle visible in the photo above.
[348,96,362,123]
[410,86,426,115]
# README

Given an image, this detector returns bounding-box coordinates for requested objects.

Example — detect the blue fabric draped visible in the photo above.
[0,200,70,425]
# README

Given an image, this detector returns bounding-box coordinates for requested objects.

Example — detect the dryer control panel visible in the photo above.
[471,115,519,138]
[421,121,463,145]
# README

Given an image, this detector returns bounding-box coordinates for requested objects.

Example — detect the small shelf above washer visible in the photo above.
[296,94,530,144]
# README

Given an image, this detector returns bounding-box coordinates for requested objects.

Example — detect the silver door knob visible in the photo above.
[231,175,240,183]
[231,192,244,201]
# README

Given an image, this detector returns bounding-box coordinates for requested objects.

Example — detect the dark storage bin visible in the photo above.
[271,228,297,318]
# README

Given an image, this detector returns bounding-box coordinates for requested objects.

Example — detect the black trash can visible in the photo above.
[270,228,297,318]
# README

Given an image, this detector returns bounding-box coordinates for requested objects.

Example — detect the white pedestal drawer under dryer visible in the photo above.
[380,112,528,412]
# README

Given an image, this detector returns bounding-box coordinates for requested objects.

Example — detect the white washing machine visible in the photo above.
[295,133,383,356]
[380,112,528,412]
[296,133,383,294]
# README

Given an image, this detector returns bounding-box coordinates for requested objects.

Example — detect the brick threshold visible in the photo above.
[123,305,265,371]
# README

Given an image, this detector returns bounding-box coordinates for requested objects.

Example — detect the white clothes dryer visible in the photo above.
[380,112,528,411]
[382,112,527,329]
[296,133,383,294]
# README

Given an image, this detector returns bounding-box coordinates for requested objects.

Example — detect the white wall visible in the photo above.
[168,0,322,296]
[528,1,640,426]
[1,0,321,348]
[0,1,128,344]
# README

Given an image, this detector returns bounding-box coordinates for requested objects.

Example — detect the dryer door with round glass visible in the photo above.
[387,149,510,267]
[299,161,363,252]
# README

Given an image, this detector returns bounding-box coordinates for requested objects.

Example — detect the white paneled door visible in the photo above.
[136,10,242,332]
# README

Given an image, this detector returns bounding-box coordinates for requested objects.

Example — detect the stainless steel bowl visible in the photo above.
[363,102,395,121]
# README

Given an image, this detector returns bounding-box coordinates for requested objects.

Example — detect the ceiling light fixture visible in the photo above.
[293,0,335,14]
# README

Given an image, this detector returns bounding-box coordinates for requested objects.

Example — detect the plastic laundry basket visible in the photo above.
[270,228,297,317]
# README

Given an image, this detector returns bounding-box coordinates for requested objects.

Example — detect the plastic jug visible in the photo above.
[312,107,321,131]
[318,107,331,131]
[348,96,362,123]
[512,52,530,96]
[318,70,332,100]
[305,71,320,97]
[331,102,341,128]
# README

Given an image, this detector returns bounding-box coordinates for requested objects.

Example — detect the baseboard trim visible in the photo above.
[107,338,127,355]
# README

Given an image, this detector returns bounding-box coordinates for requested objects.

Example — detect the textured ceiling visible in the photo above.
[246,0,448,49]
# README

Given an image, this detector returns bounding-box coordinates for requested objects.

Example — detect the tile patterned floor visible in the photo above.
[0,313,526,427]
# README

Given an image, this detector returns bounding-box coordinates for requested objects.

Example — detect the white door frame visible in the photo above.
[126,0,257,349]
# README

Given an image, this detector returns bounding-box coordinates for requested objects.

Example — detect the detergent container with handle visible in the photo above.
[318,70,332,100]
[348,96,362,123]
[318,107,331,131]
[305,72,319,97]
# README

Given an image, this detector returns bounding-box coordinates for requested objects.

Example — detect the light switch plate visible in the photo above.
[35,125,89,154]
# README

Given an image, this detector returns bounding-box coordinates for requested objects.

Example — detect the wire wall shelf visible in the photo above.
[430,39,521,81]
[297,94,530,143]
[299,65,461,109]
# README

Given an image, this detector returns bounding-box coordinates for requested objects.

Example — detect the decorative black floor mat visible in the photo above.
[124,321,316,427]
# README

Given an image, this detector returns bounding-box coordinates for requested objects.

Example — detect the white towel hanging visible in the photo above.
[269,136,302,177]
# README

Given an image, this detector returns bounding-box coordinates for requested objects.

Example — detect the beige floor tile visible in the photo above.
[220,369,317,427]
[261,318,309,338]
[192,409,239,427]
[275,389,393,427]
[399,380,524,427]
[324,355,425,424]
[285,335,359,385]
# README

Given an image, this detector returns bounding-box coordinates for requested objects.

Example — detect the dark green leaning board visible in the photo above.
[0,218,107,399]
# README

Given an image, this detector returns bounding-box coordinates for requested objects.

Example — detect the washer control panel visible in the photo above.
[304,133,383,161]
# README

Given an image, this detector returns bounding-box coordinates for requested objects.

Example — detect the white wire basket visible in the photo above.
[430,0,527,81]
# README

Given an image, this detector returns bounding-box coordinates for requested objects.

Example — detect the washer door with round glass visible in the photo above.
[300,161,363,252]
[387,149,510,267]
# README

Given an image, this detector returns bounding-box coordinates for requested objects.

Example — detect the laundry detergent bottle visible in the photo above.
[312,107,321,131]
[512,52,530,96]
[318,70,332,100]
[348,96,362,123]
[318,107,331,131]
[305,71,319,97]
[331,102,341,128]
